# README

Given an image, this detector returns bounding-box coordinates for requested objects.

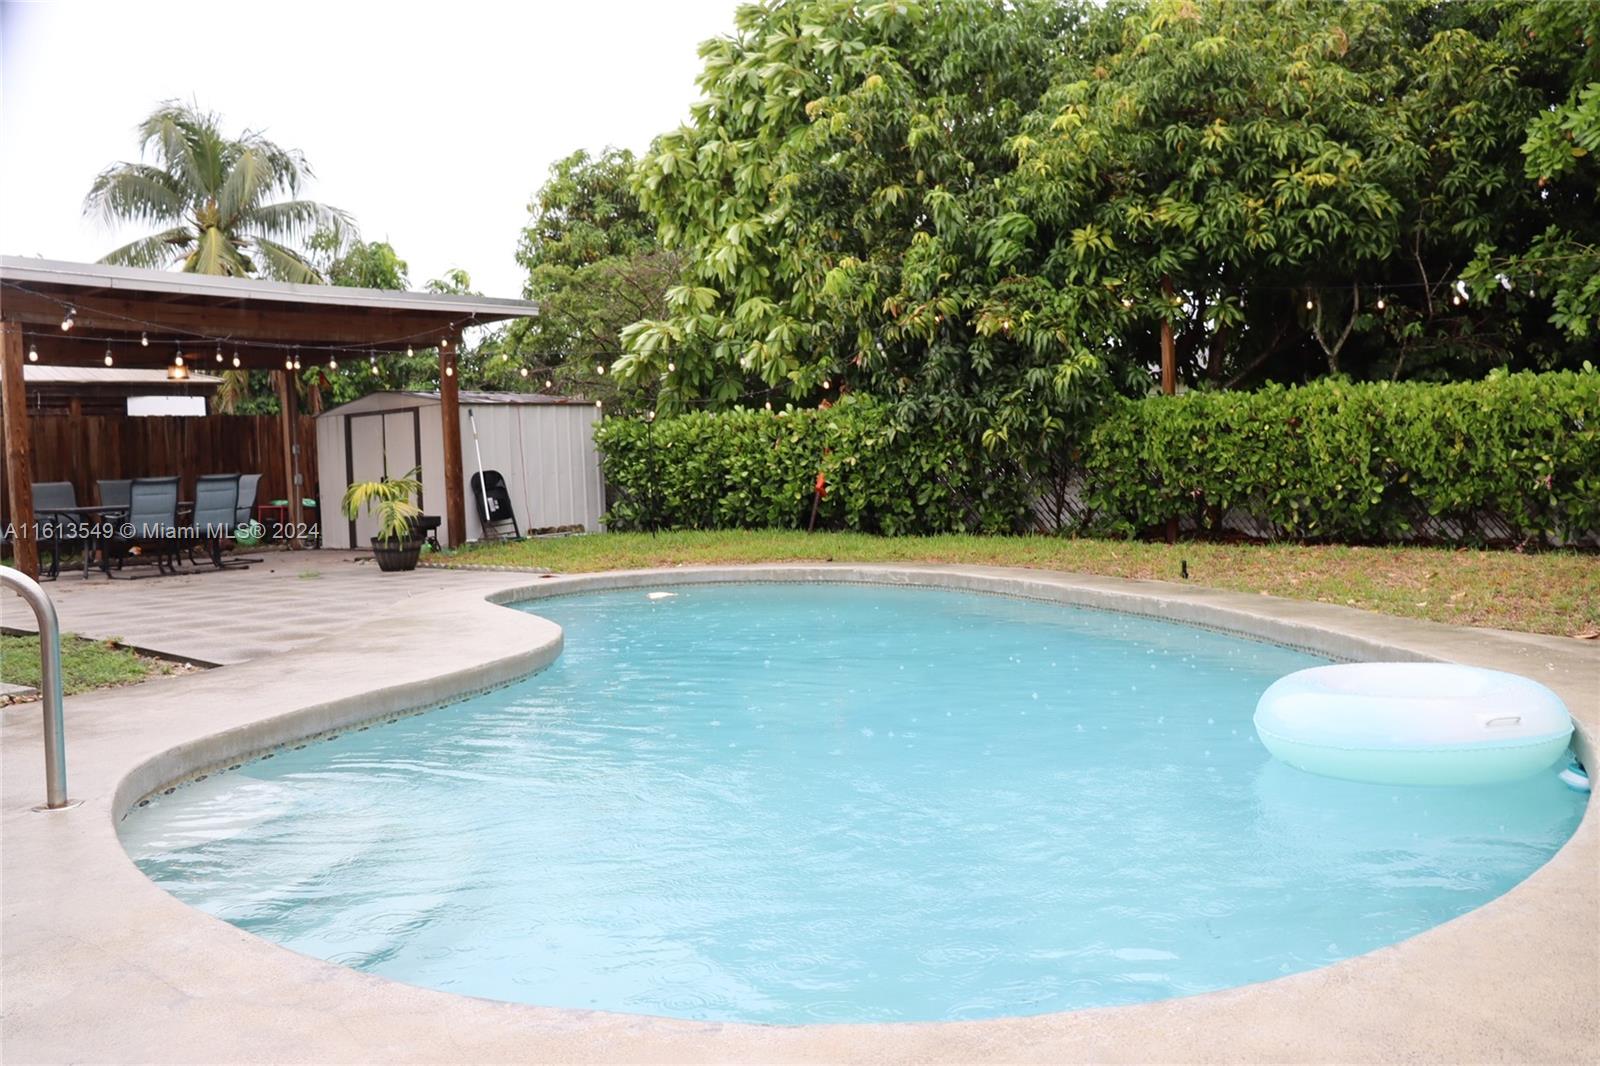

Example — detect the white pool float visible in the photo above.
[1254,663,1574,786]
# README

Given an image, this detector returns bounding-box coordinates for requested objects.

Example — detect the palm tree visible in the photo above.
[84,101,348,282]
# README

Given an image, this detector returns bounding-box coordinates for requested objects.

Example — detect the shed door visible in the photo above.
[345,408,423,547]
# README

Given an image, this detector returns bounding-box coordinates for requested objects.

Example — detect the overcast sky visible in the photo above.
[1,0,744,298]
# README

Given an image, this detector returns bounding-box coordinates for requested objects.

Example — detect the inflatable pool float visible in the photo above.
[1254,663,1574,786]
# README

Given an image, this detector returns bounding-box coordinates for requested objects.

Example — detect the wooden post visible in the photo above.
[273,370,303,548]
[1160,276,1178,546]
[439,337,466,548]
[1160,275,1177,396]
[1,319,39,578]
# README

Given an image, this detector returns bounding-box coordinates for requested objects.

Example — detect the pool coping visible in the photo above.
[1,563,1595,1064]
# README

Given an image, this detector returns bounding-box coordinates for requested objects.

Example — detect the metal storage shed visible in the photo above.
[316,390,605,550]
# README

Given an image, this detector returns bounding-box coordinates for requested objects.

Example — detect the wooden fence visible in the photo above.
[1,414,319,525]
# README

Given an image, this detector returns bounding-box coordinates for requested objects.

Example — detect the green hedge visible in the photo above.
[1084,371,1600,543]
[596,372,1600,544]
[594,395,1030,535]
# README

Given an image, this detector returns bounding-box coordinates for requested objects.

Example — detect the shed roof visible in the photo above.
[318,389,596,418]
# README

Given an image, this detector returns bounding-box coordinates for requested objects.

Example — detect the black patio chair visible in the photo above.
[103,476,181,577]
[470,470,523,540]
[188,474,247,570]
[31,481,84,580]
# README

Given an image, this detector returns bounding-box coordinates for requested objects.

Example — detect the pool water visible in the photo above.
[120,584,1586,1024]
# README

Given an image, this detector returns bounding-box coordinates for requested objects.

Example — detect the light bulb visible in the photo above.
[1376,297,1385,311]
[174,352,184,367]
[764,401,773,411]
[822,379,831,389]
[329,357,338,370]
[441,337,450,350]
[596,364,605,375]
[285,356,294,370]
[104,349,113,367]
[215,344,223,363]
[519,367,529,377]
[140,332,149,347]
[501,352,509,361]
[445,365,454,377]
[27,343,38,362]
[370,362,378,376]
[60,307,75,331]
[545,379,553,388]
[1305,298,1314,311]
[667,361,675,372]
[1122,298,1133,309]
[232,353,241,368]
[595,400,602,409]
[293,358,301,369]
[406,344,414,358]
[1452,294,1462,306]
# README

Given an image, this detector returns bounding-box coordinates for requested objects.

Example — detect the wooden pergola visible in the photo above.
[0,256,538,578]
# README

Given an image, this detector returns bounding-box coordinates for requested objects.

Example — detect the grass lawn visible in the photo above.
[0,633,180,699]
[445,531,1600,638]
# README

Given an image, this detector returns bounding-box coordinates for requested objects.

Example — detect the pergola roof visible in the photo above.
[0,256,538,369]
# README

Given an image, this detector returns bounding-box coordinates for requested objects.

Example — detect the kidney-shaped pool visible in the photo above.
[120,584,1585,1024]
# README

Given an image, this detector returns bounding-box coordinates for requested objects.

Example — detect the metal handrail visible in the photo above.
[1,568,68,808]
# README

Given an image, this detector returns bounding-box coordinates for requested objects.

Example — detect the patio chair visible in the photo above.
[97,479,132,511]
[235,474,262,529]
[103,476,181,577]
[188,474,246,570]
[31,481,84,580]
[470,470,523,540]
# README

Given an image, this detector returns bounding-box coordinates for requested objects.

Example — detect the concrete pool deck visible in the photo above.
[1,563,1595,1063]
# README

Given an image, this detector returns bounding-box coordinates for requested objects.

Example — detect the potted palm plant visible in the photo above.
[342,467,424,572]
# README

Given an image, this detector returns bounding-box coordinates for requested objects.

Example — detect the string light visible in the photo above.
[596,363,605,375]
[292,348,302,370]
[103,347,113,367]
[667,361,675,372]
[545,378,553,388]
[140,331,149,347]
[1375,297,1386,311]
[519,367,529,377]
[60,307,75,331]
[595,400,603,409]
[215,343,224,363]
[27,342,38,362]
[406,344,414,358]
[1305,297,1315,311]
[328,356,338,370]
[285,355,294,370]
[444,364,454,377]
[441,337,450,350]
[232,352,241,368]
[369,361,378,376]
[822,379,831,389]
[174,350,184,367]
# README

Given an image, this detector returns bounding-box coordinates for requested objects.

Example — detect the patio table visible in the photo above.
[36,505,125,580]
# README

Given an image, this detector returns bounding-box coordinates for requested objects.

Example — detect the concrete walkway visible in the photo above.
[1,549,550,665]
[1,563,1595,1064]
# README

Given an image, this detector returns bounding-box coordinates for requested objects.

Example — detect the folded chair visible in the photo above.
[470,470,523,540]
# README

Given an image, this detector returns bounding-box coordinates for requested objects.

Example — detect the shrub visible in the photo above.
[595,371,1599,545]
[594,394,1032,535]
[1083,370,1600,543]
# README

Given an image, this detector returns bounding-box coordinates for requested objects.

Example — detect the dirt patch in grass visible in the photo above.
[445,531,1600,638]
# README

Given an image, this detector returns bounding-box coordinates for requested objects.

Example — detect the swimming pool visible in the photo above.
[120,584,1586,1024]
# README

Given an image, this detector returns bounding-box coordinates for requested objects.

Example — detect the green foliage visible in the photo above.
[477,148,678,411]
[616,0,1597,445]
[1084,370,1600,543]
[341,467,424,543]
[595,395,1032,535]
[84,100,348,282]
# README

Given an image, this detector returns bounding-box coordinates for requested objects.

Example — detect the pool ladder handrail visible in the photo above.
[1,567,68,808]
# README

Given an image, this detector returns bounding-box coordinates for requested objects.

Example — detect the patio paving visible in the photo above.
[1,549,549,665]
